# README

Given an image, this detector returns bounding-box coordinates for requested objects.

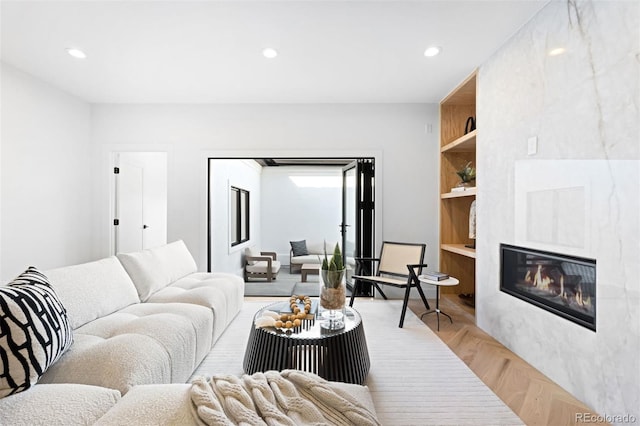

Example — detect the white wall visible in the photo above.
[477,1,639,421]
[0,63,93,282]
[90,104,440,276]
[209,159,262,275]
[261,166,342,261]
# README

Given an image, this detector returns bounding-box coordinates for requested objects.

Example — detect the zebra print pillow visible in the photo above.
[0,267,73,397]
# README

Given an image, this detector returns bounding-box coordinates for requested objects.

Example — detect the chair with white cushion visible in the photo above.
[243,247,281,282]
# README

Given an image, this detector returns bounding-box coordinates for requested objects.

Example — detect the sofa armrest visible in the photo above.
[260,252,277,260]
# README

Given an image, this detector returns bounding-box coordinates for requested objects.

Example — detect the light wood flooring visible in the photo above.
[408,295,608,426]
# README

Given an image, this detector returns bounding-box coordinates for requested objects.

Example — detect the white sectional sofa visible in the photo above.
[0,240,377,425]
[0,240,244,424]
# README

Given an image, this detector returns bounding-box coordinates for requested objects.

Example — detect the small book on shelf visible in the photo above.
[424,271,449,281]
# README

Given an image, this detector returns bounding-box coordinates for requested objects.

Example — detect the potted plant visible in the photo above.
[319,242,346,329]
[456,161,476,187]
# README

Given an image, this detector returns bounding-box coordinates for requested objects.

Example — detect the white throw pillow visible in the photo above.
[117,240,198,301]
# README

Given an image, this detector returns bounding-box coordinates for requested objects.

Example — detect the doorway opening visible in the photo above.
[207,157,375,294]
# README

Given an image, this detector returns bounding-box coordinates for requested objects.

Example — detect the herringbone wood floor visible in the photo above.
[408,295,608,426]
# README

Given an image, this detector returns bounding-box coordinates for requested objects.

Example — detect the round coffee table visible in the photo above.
[243,302,370,385]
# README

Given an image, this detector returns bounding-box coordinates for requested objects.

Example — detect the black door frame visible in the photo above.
[341,160,375,295]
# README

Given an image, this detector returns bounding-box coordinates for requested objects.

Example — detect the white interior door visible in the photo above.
[114,152,167,254]
[118,160,144,253]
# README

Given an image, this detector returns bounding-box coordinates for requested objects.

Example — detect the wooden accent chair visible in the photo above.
[349,241,430,328]
[244,247,281,282]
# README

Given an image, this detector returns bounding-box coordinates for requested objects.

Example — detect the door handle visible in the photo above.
[143,225,149,229]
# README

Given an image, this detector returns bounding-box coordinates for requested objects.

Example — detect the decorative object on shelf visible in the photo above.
[455,161,476,188]
[319,242,346,330]
[466,200,476,249]
[464,116,476,134]
[451,186,472,193]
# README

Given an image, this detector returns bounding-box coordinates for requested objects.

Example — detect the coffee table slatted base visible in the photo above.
[243,308,370,385]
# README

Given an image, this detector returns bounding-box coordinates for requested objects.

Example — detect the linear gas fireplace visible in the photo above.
[500,244,596,331]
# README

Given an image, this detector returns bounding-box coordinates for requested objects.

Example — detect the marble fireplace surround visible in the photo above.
[476,0,639,422]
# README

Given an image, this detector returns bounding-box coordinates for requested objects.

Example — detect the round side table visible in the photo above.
[417,275,459,331]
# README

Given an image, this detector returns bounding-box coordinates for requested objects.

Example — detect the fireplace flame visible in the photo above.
[523,265,592,309]
[533,264,553,290]
[573,283,592,308]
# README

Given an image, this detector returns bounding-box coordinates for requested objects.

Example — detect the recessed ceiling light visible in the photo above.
[66,48,87,59]
[262,48,278,59]
[548,47,566,56]
[424,46,441,57]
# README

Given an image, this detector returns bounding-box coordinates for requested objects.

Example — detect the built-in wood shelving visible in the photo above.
[439,70,477,298]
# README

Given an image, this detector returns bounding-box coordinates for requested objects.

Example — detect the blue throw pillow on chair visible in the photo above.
[290,240,309,256]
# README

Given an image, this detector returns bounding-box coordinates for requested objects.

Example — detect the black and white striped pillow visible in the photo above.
[0,267,73,397]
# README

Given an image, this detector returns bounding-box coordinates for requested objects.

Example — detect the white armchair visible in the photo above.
[244,247,281,282]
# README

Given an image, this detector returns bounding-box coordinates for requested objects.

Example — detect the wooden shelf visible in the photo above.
[441,244,476,259]
[439,70,477,301]
[442,130,476,153]
[441,187,477,199]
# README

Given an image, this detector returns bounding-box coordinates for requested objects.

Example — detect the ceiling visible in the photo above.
[0,1,546,104]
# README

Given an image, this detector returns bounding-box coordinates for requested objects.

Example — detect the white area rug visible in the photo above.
[191,300,523,426]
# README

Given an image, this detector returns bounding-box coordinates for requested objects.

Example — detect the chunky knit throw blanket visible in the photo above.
[190,370,380,426]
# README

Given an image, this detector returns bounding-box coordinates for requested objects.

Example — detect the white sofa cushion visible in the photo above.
[290,254,322,265]
[305,241,338,255]
[148,272,244,344]
[40,303,213,395]
[94,384,196,426]
[117,240,197,301]
[245,260,281,274]
[0,384,121,426]
[45,257,140,330]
